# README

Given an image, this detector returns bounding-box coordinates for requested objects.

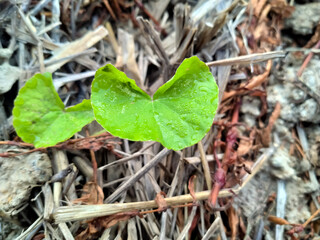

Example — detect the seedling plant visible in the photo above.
[12,56,225,209]
[13,56,219,151]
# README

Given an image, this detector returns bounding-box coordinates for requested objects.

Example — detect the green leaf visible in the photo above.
[91,56,219,150]
[13,73,95,148]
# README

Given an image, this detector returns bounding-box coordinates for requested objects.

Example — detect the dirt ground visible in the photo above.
[1,0,320,239]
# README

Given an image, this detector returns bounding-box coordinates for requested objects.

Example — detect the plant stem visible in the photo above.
[90,150,98,183]
[209,99,241,207]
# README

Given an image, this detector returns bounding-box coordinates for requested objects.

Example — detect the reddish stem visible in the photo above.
[222,100,240,170]
[208,170,225,207]
[297,40,320,77]
[209,100,241,208]
[139,203,195,215]
[209,146,225,207]
[213,143,221,169]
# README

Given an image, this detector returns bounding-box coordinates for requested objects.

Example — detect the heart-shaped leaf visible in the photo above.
[91,56,219,150]
[13,73,95,148]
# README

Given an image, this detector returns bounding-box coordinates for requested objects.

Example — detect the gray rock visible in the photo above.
[285,3,320,35]
[291,88,306,103]
[234,170,275,218]
[273,119,293,141]
[269,148,296,180]
[305,125,320,166]
[300,60,320,94]
[267,83,298,122]
[0,48,13,59]
[267,58,320,124]
[240,96,262,127]
[298,98,320,122]
[286,178,311,223]
[0,62,21,94]
[241,96,261,116]
[0,146,52,219]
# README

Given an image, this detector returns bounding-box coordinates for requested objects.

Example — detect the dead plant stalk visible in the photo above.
[52,147,275,223]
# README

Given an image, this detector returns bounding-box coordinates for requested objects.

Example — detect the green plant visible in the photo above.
[13,56,219,150]
[91,56,219,150]
[13,73,95,148]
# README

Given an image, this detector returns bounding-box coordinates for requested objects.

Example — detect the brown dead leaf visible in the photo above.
[257,102,281,147]
[32,233,45,240]
[188,175,197,203]
[237,130,255,156]
[259,3,272,22]
[234,161,254,180]
[268,215,290,225]
[56,132,118,151]
[253,18,270,40]
[269,0,295,18]
[73,182,104,205]
[75,211,141,240]
[310,201,320,234]
[224,160,254,189]
[100,211,141,228]
[236,36,248,56]
[102,0,117,20]
[75,226,95,240]
[305,22,320,49]
[249,0,268,18]
[177,208,184,232]
[244,60,272,90]
[155,191,168,212]
[70,138,117,151]
[239,216,247,235]
[227,206,239,240]
[287,224,304,237]
[189,211,200,238]
[222,60,272,101]
[290,129,304,158]
[75,220,102,240]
